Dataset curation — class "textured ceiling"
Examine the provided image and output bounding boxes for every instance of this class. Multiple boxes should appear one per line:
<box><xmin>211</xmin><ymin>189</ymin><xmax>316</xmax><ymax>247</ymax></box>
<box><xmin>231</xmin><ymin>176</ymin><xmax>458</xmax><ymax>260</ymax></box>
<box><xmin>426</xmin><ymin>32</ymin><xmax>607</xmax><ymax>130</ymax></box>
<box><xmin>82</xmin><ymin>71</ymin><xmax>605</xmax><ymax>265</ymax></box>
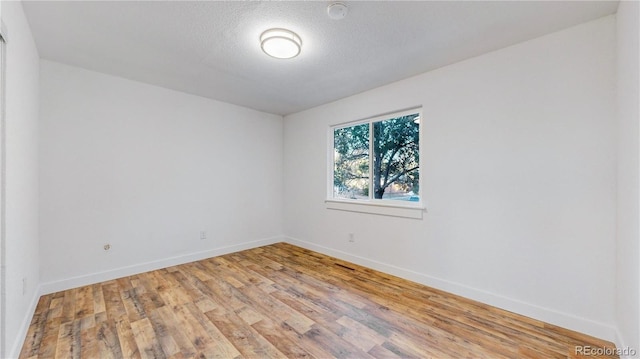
<box><xmin>22</xmin><ymin>1</ymin><xmax>618</xmax><ymax>116</ymax></box>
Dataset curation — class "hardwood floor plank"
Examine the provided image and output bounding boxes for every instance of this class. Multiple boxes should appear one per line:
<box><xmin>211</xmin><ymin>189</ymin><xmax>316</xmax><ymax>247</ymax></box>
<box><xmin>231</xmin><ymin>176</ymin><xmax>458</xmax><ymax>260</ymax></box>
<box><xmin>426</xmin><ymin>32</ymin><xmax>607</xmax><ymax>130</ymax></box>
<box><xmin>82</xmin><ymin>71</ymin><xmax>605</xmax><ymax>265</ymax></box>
<box><xmin>367</xmin><ymin>344</ymin><xmax>403</xmax><ymax>359</ymax></box>
<box><xmin>21</xmin><ymin>296</ymin><xmax>52</xmax><ymax>357</ymax></box>
<box><xmin>237</xmin><ymin>282</ymin><xmax>315</xmax><ymax>335</ymax></box>
<box><xmin>60</xmin><ymin>289</ymin><xmax>77</xmax><ymax>324</ymax></box>
<box><xmin>36</xmin><ymin>318</ymin><xmax>62</xmax><ymax>358</ymax></box>
<box><xmin>120</xmin><ymin>286</ymin><xmax>147</xmax><ymax>323</ymax></box>
<box><xmin>53</xmin><ymin>320</ymin><xmax>81</xmax><ymax>359</ymax></box>
<box><xmin>102</xmin><ymin>283</ymin><xmax>127</xmax><ymax>321</ymax></box>
<box><xmin>130</xmin><ymin>317</ymin><xmax>166</xmax><ymax>359</ymax></box>
<box><xmin>80</xmin><ymin>324</ymin><xmax>98</xmax><ymax>358</ymax></box>
<box><xmin>75</xmin><ymin>285</ymin><xmax>94</xmax><ymax>319</ymax></box>
<box><xmin>336</xmin><ymin>315</ymin><xmax>386</xmax><ymax>352</ymax></box>
<box><xmin>146</xmin><ymin>308</ymin><xmax>184</xmax><ymax>357</ymax></box>
<box><xmin>204</xmin><ymin>308</ymin><xmax>286</xmax><ymax>358</ymax></box>
<box><xmin>152</xmin><ymin>269</ymin><xmax>192</xmax><ymax>308</ymax></box>
<box><xmin>92</xmin><ymin>284</ymin><xmax>106</xmax><ymax>316</ymax></box>
<box><xmin>96</xmin><ymin>320</ymin><xmax>123</xmax><ymax>359</ymax></box>
<box><xmin>302</xmin><ymin>323</ymin><xmax>375</xmax><ymax>359</ymax></box>
<box><xmin>114</xmin><ymin>317</ymin><xmax>142</xmax><ymax>359</ymax></box>
<box><xmin>183</xmin><ymin>301</ymin><xmax>243</xmax><ymax>359</ymax></box>
<box><xmin>19</xmin><ymin>243</ymin><xmax>619</xmax><ymax>359</ymax></box>
<box><xmin>250</xmin><ymin>319</ymin><xmax>314</xmax><ymax>359</ymax></box>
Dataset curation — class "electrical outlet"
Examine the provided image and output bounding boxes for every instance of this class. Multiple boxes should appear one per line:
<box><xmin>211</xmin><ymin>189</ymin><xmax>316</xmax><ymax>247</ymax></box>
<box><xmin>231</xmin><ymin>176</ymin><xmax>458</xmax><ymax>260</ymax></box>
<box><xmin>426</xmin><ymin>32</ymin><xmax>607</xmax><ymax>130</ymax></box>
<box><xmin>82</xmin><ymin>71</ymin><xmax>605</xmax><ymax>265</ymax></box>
<box><xmin>348</xmin><ymin>233</ymin><xmax>355</xmax><ymax>243</ymax></box>
<box><xmin>200</xmin><ymin>231</ymin><xmax>207</xmax><ymax>240</ymax></box>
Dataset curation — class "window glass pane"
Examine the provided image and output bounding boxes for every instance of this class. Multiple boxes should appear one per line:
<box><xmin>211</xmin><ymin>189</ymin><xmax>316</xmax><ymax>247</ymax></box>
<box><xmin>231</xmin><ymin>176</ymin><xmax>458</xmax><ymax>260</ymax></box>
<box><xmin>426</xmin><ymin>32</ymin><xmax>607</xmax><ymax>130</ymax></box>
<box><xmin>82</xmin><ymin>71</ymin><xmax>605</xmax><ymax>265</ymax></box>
<box><xmin>333</xmin><ymin>123</ymin><xmax>370</xmax><ymax>200</ymax></box>
<box><xmin>372</xmin><ymin>113</ymin><xmax>420</xmax><ymax>201</ymax></box>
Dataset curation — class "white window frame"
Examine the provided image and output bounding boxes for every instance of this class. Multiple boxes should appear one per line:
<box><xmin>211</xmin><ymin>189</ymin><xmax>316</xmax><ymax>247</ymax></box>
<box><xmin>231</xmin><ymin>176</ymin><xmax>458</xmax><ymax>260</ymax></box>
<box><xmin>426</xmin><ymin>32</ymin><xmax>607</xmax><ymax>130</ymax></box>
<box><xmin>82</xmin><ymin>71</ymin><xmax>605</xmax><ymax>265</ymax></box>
<box><xmin>0</xmin><ymin>22</ymin><xmax>7</xmax><ymax>359</ymax></box>
<box><xmin>326</xmin><ymin>107</ymin><xmax>425</xmax><ymax>219</ymax></box>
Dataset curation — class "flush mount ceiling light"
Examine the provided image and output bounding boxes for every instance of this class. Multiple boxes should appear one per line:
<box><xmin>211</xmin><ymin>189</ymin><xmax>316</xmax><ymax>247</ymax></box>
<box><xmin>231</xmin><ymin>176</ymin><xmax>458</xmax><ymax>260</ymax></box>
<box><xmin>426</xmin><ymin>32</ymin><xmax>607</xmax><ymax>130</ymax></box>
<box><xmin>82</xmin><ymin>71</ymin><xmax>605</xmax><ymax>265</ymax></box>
<box><xmin>260</xmin><ymin>28</ymin><xmax>302</xmax><ymax>59</ymax></box>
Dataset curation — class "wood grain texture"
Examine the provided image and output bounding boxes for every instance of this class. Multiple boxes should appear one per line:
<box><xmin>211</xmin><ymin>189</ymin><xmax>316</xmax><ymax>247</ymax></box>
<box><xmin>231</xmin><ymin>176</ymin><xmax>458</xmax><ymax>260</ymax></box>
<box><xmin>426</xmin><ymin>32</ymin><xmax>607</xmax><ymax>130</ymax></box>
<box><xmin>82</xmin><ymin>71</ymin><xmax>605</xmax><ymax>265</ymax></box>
<box><xmin>19</xmin><ymin>243</ymin><xmax>618</xmax><ymax>358</ymax></box>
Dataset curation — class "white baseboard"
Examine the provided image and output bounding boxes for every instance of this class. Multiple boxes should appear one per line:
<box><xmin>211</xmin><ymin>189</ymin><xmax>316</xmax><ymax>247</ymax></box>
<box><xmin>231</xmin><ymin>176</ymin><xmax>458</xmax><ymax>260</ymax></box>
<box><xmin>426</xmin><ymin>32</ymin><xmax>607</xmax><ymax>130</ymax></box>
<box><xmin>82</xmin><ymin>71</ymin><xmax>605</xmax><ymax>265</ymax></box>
<box><xmin>284</xmin><ymin>236</ymin><xmax>619</xmax><ymax>343</ymax></box>
<box><xmin>40</xmin><ymin>236</ymin><xmax>283</xmax><ymax>295</ymax></box>
<box><xmin>614</xmin><ymin>328</ymin><xmax>640</xmax><ymax>359</ymax></box>
<box><xmin>9</xmin><ymin>285</ymin><xmax>42</xmax><ymax>359</ymax></box>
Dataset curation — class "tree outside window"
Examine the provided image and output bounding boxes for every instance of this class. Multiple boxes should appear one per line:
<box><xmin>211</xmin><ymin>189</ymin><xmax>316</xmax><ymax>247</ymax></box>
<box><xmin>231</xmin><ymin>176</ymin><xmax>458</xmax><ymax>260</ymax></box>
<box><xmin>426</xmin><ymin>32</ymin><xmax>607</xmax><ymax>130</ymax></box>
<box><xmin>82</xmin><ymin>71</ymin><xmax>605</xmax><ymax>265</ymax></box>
<box><xmin>332</xmin><ymin>110</ymin><xmax>420</xmax><ymax>202</ymax></box>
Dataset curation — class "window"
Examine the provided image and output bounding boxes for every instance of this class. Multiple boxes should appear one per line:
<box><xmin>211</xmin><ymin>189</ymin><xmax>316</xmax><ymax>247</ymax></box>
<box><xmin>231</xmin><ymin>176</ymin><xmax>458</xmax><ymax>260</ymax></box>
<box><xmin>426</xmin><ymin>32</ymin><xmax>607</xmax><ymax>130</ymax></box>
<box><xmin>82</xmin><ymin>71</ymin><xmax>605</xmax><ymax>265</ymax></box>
<box><xmin>327</xmin><ymin>108</ymin><xmax>424</xmax><ymax>218</ymax></box>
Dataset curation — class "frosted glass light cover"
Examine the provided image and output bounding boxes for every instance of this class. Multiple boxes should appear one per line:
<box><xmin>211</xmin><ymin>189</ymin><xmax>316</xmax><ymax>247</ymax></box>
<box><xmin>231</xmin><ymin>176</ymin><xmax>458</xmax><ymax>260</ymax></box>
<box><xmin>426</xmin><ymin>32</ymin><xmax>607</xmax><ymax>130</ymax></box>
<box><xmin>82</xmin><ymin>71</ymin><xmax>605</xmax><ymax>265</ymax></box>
<box><xmin>260</xmin><ymin>28</ymin><xmax>302</xmax><ymax>59</ymax></box>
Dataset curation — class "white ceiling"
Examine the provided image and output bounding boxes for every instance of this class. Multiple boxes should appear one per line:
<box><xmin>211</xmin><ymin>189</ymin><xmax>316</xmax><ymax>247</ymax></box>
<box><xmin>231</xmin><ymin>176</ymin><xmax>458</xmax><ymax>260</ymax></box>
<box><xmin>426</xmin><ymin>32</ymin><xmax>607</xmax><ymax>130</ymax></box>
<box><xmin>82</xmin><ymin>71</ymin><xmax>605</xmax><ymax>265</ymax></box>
<box><xmin>22</xmin><ymin>1</ymin><xmax>618</xmax><ymax>116</ymax></box>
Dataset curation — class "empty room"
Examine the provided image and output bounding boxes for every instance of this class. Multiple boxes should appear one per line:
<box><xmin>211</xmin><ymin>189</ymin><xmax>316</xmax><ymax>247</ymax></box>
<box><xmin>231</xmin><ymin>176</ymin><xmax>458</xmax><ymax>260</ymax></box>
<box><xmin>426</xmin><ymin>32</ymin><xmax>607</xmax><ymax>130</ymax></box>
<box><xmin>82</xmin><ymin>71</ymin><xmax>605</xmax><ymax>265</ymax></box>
<box><xmin>1</xmin><ymin>0</ymin><xmax>639</xmax><ymax>358</ymax></box>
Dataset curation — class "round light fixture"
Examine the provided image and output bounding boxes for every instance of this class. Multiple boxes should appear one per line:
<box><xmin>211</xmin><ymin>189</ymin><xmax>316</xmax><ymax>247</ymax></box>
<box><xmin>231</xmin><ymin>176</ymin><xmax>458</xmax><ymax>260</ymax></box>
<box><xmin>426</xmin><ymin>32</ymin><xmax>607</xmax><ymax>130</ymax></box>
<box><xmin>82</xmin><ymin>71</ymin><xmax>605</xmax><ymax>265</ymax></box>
<box><xmin>260</xmin><ymin>28</ymin><xmax>302</xmax><ymax>59</ymax></box>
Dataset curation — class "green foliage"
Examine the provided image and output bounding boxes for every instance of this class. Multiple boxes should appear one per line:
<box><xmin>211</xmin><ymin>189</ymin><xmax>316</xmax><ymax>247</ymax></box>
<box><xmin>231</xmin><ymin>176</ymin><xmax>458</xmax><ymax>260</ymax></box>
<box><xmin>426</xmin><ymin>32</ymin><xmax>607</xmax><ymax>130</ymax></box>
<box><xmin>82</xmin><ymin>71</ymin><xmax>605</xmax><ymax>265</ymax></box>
<box><xmin>333</xmin><ymin>123</ymin><xmax>369</xmax><ymax>198</ymax></box>
<box><xmin>333</xmin><ymin>114</ymin><xmax>419</xmax><ymax>200</ymax></box>
<box><xmin>372</xmin><ymin>114</ymin><xmax>420</xmax><ymax>198</ymax></box>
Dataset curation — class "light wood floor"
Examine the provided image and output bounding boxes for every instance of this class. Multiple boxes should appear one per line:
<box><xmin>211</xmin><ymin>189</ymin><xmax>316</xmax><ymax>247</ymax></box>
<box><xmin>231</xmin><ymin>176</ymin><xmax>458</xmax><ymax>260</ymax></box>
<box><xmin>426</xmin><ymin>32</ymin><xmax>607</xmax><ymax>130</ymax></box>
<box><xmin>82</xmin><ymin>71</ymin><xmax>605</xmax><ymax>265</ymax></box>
<box><xmin>20</xmin><ymin>242</ymin><xmax>617</xmax><ymax>359</ymax></box>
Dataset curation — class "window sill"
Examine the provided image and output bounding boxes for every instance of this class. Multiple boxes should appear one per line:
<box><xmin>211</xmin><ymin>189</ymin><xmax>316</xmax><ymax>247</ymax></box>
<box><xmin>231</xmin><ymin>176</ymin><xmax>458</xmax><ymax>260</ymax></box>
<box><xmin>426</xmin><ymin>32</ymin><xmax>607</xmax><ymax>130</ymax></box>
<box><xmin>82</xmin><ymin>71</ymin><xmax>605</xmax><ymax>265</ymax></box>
<box><xmin>325</xmin><ymin>199</ymin><xmax>425</xmax><ymax>219</ymax></box>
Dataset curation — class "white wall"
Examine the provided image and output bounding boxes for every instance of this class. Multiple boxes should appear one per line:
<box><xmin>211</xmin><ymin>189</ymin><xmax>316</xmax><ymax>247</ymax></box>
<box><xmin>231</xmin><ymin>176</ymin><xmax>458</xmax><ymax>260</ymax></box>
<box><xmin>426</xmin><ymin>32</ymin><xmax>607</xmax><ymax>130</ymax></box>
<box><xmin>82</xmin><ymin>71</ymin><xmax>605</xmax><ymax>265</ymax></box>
<box><xmin>6</xmin><ymin>4</ymin><xmax>631</xmax><ymax>355</ymax></box>
<box><xmin>284</xmin><ymin>16</ymin><xmax>617</xmax><ymax>340</ymax></box>
<box><xmin>39</xmin><ymin>60</ymin><xmax>283</xmax><ymax>290</ymax></box>
<box><xmin>616</xmin><ymin>0</ymin><xmax>640</xmax><ymax>355</ymax></box>
<box><xmin>1</xmin><ymin>1</ymin><xmax>40</xmax><ymax>358</ymax></box>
